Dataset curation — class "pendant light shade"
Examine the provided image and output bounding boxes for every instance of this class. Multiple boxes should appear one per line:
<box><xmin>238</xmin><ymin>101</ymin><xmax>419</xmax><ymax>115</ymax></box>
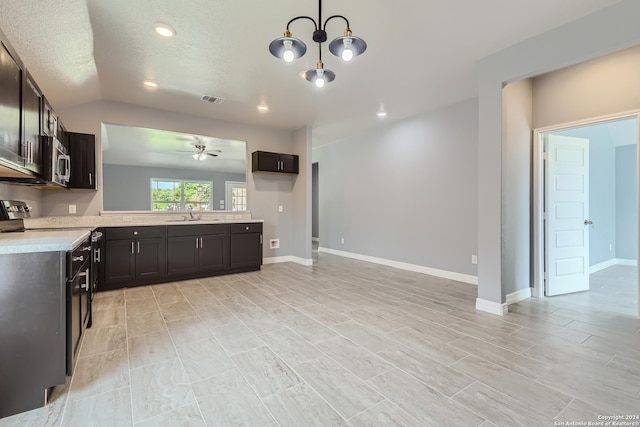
<box><xmin>328</xmin><ymin>34</ymin><xmax>367</xmax><ymax>62</ymax></box>
<box><xmin>268</xmin><ymin>34</ymin><xmax>307</xmax><ymax>63</ymax></box>
<box><xmin>303</xmin><ymin>62</ymin><xmax>335</xmax><ymax>88</ymax></box>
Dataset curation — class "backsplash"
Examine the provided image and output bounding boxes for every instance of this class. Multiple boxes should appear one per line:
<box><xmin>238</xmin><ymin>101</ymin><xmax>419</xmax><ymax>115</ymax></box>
<box><xmin>0</xmin><ymin>183</ymin><xmax>42</xmax><ymax>217</ymax></box>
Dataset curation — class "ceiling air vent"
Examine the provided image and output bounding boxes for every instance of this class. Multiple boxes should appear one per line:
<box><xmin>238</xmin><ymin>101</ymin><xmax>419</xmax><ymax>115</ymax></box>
<box><xmin>201</xmin><ymin>95</ymin><xmax>225</xmax><ymax>104</ymax></box>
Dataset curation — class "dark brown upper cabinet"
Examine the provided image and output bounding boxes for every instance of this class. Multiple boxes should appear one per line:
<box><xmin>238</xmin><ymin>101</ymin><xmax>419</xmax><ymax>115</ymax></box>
<box><xmin>22</xmin><ymin>72</ymin><xmax>42</xmax><ymax>175</ymax></box>
<box><xmin>252</xmin><ymin>151</ymin><xmax>299</xmax><ymax>175</ymax></box>
<box><xmin>67</xmin><ymin>132</ymin><xmax>96</xmax><ymax>189</ymax></box>
<box><xmin>0</xmin><ymin>40</ymin><xmax>24</xmax><ymax>169</ymax></box>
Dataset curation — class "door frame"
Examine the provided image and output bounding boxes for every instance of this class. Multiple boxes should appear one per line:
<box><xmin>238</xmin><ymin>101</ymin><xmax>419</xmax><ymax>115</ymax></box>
<box><xmin>532</xmin><ymin>110</ymin><xmax>640</xmax><ymax>318</ymax></box>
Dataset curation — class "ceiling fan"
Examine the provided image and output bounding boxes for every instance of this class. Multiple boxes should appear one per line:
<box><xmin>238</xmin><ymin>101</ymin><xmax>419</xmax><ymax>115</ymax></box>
<box><xmin>177</xmin><ymin>144</ymin><xmax>222</xmax><ymax>160</ymax></box>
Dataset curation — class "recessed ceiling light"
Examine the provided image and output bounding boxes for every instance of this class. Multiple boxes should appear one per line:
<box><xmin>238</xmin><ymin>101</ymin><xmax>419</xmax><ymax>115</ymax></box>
<box><xmin>257</xmin><ymin>104</ymin><xmax>269</xmax><ymax>112</ymax></box>
<box><xmin>154</xmin><ymin>23</ymin><xmax>176</xmax><ymax>37</ymax></box>
<box><xmin>377</xmin><ymin>111</ymin><xmax>387</xmax><ymax>117</ymax></box>
<box><xmin>143</xmin><ymin>80</ymin><xmax>158</xmax><ymax>89</ymax></box>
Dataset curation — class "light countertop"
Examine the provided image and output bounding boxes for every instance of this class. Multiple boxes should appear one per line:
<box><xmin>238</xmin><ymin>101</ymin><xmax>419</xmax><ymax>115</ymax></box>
<box><xmin>24</xmin><ymin>215</ymin><xmax>263</xmax><ymax>230</ymax></box>
<box><xmin>0</xmin><ymin>229</ymin><xmax>92</xmax><ymax>255</ymax></box>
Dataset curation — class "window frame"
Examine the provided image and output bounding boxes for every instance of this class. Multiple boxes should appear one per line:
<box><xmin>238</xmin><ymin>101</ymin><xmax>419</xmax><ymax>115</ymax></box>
<box><xmin>150</xmin><ymin>178</ymin><xmax>214</xmax><ymax>211</ymax></box>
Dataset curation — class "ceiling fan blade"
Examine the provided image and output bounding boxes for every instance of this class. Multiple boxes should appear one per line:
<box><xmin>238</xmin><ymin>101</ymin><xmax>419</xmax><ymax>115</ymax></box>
<box><xmin>207</xmin><ymin>153</ymin><xmax>218</xmax><ymax>157</ymax></box>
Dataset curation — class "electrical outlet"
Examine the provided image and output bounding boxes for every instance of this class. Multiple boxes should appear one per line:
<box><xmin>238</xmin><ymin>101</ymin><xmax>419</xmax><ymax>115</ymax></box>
<box><xmin>278</xmin><ymin>205</ymin><xmax>283</xmax><ymax>213</ymax></box>
<box><xmin>609</xmin><ymin>243</ymin><xmax>613</xmax><ymax>252</ymax></box>
<box><xmin>68</xmin><ymin>204</ymin><xmax>76</xmax><ymax>214</ymax></box>
<box><xmin>471</xmin><ymin>255</ymin><xmax>478</xmax><ymax>265</ymax></box>
<box><xmin>341</xmin><ymin>237</ymin><xmax>345</xmax><ymax>244</ymax></box>
<box><xmin>270</xmin><ymin>239</ymin><xmax>280</xmax><ymax>249</ymax></box>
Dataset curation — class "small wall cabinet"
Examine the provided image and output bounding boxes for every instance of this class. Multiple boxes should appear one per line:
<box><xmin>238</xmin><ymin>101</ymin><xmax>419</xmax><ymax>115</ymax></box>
<box><xmin>252</xmin><ymin>151</ymin><xmax>299</xmax><ymax>174</ymax></box>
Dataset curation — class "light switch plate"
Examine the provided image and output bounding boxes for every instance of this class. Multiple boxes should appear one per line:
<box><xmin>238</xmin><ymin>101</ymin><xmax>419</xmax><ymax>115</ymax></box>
<box><xmin>68</xmin><ymin>204</ymin><xmax>76</xmax><ymax>214</ymax></box>
<box><xmin>278</xmin><ymin>205</ymin><xmax>283</xmax><ymax>212</ymax></box>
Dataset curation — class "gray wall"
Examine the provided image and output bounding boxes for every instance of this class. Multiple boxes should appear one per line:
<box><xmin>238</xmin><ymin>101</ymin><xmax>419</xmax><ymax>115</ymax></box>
<box><xmin>501</xmin><ymin>79</ymin><xmax>533</xmax><ymax>296</ymax></box>
<box><xmin>312</xmin><ymin>162</ymin><xmax>319</xmax><ymax>239</ymax></box>
<box><xmin>478</xmin><ymin>0</ymin><xmax>640</xmax><ymax>306</ymax></box>
<box><xmin>554</xmin><ymin>125</ymin><xmax>616</xmax><ymax>267</ymax></box>
<box><xmin>313</xmin><ymin>98</ymin><xmax>478</xmax><ymax>276</ymax></box>
<box><xmin>616</xmin><ymin>144</ymin><xmax>638</xmax><ymax>260</ymax></box>
<box><xmin>102</xmin><ymin>163</ymin><xmax>245</xmax><ymax>211</ymax></box>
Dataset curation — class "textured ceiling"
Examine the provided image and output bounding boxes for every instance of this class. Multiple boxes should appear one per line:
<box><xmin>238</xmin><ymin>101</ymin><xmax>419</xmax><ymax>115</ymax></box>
<box><xmin>0</xmin><ymin>0</ymin><xmax>623</xmax><ymax>145</ymax></box>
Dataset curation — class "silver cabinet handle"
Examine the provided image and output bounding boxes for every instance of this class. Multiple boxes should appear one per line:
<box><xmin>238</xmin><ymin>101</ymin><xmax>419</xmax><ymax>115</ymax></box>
<box><xmin>137</xmin><ymin>241</ymin><xmax>140</xmax><ymax>253</ymax></box>
<box><xmin>72</xmin><ymin>256</ymin><xmax>84</xmax><ymax>262</ymax></box>
<box><xmin>200</xmin><ymin>237</ymin><xmax>203</xmax><ymax>248</ymax></box>
<box><xmin>131</xmin><ymin>242</ymin><xmax>134</xmax><ymax>254</ymax></box>
<box><xmin>196</xmin><ymin>238</ymin><xmax>199</xmax><ymax>249</ymax></box>
<box><xmin>94</xmin><ymin>248</ymin><xmax>101</xmax><ymax>262</ymax></box>
<box><xmin>584</xmin><ymin>220</ymin><xmax>593</xmax><ymax>225</ymax></box>
<box><xmin>260</xmin><ymin>234</ymin><xmax>263</xmax><ymax>244</ymax></box>
<box><xmin>133</xmin><ymin>231</ymin><xmax>138</xmax><ymax>235</ymax></box>
<box><xmin>89</xmin><ymin>172</ymin><xmax>92</xmax><ymax>186</ymax></box>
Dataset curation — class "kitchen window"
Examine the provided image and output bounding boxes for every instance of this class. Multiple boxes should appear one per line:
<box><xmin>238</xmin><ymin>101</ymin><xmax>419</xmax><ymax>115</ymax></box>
<box><xmin>151</xmin><ymin>178</ymin><xmax>213</xmax><ymax>211</ymax></box>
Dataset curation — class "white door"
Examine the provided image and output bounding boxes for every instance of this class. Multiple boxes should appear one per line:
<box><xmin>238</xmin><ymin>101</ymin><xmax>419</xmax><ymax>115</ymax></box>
<box><xmin>545</xmin><ymin>135</ymin><xmax>590</xmax><ymax>296</ymax></box>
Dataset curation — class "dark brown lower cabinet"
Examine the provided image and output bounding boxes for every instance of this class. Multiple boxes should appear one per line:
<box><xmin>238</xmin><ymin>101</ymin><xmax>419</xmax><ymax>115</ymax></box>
<box><xmin>104</xmin><ymin>237</ymin><xmax>166</xmax><ymax>287</ymax></box>
<box><xmin>167</xmin><ymin>224</ymin><xmax>229</xmax><ymax>275</ymax></box>
<box><xmin>230</xmin><ymin>223</ymin><xmax>263</xmax><ymax>268</ymax></box>
<box><xmin>100</xmin><ymin>223</ymin><xmax>261</xmax><ymax>291</ymax></box>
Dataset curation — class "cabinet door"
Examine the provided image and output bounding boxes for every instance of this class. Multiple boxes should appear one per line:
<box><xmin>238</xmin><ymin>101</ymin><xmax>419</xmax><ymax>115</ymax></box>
<box><xmin>104</xmin><ymin>240</ymin><xmax>135</xmax><ymax>284</ymax></box>
<box><xmin>253</xmin><ymin>151</ymin><xmax>280</xmax><ymax>172</ymax></box>
<box><xmin>279</xmin><ymin>154</ymin><xmax>298</xmax><ymax>174</ymax></box>
<box><xmin>136</xmin><ymin>237</ymin><xmax>166</xmax><ymax>279</ymax></box>
<box><xmin>230</xmin><ymin>233</ymin><xmax>262</xmax><ymax>269</ymax></box>
<box><xmin>199</xmin><ymin>234</ymin><xmax>230</xmax><ymax>273</ymax></box>
<box><xmin>0</xmin><ymin>43</ymin><xmax>23</xmax><ymax>165</ymax></box>
<box><xmin>68</xmin><ymin>132</ymin><xmax>96</xmax><ymax>189</ymax></box>
<box><xmin>167</xmin><ymin>236</ymin><xmax>199</xmax><ymax>275</ymax></box>
<box><xmin>22</xmin><ymin>74</ymin><xmax>41</xmax><ymax>174</ymax></box>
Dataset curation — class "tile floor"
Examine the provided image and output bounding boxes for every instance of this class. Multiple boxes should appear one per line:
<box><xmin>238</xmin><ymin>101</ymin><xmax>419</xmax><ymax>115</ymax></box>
<box><xmin>1</xmin><ymin>256</ymin><xmax>639</xmax><ymax>426</ymax></box>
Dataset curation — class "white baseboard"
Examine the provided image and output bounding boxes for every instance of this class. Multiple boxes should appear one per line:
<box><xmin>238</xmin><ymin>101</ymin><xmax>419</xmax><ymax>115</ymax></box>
<box><xmin>505</xmin><ymin>287</ymin><xmax>532</xmax><ymax>305</ymax></box>
<box><xmin>318</xmin><ymin>247</ymin><xmax>478</xmax><ymax>285</ymax></box>
<box><xmin>475</xmin><ymin>298</ymin><xmax>508</xmax><ymax>316</ymax></box>
<box><xmin>616</xmin><ymin>258</ymin><xmax>637</xmax><ymax>267</ymax></box>
<box><xmin>263</xmin><ymin>256</ymin><xmax>313</xmax><ymax>266</ymax></box>
<box><xmin>590</xmin><ymin>258</ymin><xmax>637</xmax><ymax>273</ymax></box>
<box><xmin>589</xmin><ymin>258</ymin><xmax>617</xmax><ymax>274</ymax></box>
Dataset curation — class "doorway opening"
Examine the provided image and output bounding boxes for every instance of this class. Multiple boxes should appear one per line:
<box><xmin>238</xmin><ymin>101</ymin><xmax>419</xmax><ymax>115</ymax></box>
<box><xmin>533</xmin><ymin>113</ymin><xmax>639</xmax><ymax>318</ymax></box>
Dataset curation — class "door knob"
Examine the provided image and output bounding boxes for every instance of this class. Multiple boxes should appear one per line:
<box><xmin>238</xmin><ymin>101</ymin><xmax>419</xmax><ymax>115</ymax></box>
<box><xmin>584</xmin><ymin>220</ymin><xmax>593</xmax><ymax>225</ymax></box>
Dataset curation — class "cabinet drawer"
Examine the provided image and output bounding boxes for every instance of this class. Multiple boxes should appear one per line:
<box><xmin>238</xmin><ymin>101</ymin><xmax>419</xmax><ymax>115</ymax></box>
<box><xmin>105</xmin><ymin>226</ymin><xmax>166</xmax><ymax>240</ymax></box>
<box><xmin>230</xmin><ymin>223</ymin><xmax>263</xmax><ymax>234</ymax></box>
<box><xmin>167</xmin><ymin>224</ymin><xmax>230</xmax><ymax>237</ymax></box>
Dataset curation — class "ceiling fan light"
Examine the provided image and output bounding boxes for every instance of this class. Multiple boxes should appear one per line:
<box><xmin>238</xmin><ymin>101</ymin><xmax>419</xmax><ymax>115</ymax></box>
<box><xmin>192</xmin><ymin>153</ymin><xmax>199</xmax><ymax>160</ymax></box>
<box><xmin>268</xmin><ymin>36</ymin><xmax>307</xmax><ymax>62</ymax></box>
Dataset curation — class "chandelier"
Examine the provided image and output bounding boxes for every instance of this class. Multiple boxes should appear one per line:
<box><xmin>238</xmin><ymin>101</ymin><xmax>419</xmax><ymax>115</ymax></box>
<box><xmin>268</xmin><ymin>0</ymin><xmax>367</xmax><ymax>88</ymax></box>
